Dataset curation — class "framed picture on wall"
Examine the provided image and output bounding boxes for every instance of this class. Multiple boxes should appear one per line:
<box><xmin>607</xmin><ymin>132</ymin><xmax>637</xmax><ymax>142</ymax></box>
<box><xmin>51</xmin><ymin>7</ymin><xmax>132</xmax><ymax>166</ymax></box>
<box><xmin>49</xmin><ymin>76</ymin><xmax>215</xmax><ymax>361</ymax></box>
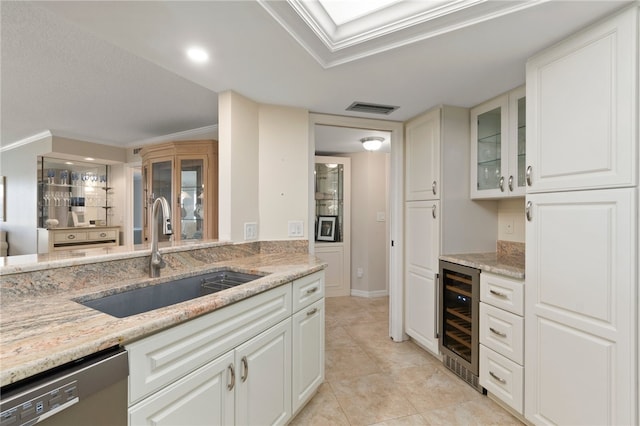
<box><xmin>316</xmin><ymin>215</ymin><xmax>338</xmax><ymax>242</ymax></box>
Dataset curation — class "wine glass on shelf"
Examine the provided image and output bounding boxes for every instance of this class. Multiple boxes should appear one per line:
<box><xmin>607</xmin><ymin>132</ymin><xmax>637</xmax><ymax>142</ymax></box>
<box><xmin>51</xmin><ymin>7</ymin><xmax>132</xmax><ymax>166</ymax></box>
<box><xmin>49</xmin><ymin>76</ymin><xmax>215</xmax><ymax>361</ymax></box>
<box><xmin>47</xmin><ymin>169</ymin><xmax>55</xmax><ymax>184</ymax></box>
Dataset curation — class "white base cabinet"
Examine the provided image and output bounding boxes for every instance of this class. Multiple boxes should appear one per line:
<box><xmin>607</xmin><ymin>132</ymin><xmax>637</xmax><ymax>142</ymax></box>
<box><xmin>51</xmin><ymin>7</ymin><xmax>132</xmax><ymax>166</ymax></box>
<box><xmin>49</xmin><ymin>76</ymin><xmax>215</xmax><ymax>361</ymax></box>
<box><xmin>127</xmin><ymin>271</ymin><xmax>324</xmax><ymax>426</ymax></box>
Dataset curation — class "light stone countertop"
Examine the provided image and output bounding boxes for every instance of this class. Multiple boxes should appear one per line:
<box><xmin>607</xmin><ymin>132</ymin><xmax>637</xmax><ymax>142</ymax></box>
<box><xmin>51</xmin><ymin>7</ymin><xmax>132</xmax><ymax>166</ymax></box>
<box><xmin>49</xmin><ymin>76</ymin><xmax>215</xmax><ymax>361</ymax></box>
<box><xmin>0</xmin><ymin>243</ymin><xmax>325</xmax><ymax>387</ymax></box>
<box><xmin>439</xmin><ymin>252</ymin><xmax>525</xmax><ymax>279</ymax></box>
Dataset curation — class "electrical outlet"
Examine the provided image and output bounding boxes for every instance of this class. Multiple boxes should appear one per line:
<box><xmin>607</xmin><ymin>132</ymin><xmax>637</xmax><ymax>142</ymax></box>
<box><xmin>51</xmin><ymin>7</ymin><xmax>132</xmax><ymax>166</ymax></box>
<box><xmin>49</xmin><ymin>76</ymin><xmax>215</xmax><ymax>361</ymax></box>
<box><xmin>288</xmin><ymin>220</ymin><xmax>304</xmax><ymax>237</ymax></box>
<box><xmin>244</xmin><ymin>222</ymin><xmax>257</xmax><ymax>240</ymax></box>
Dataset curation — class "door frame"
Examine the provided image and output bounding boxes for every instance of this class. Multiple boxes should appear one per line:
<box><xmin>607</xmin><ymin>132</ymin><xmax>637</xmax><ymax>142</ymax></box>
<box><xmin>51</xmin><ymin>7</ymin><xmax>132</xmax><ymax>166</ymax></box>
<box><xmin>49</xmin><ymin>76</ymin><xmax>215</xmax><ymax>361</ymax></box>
<box><xmin>308</xmin><ymin>113</ymin><xmax>405</xmax><ymax>342</ymax></box>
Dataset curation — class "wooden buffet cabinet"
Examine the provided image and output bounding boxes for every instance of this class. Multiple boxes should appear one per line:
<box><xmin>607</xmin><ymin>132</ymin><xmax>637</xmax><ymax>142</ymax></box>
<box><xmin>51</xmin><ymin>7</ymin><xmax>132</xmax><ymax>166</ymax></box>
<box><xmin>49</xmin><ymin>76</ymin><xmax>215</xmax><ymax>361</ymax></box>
<box><xmin>140</xmin><ymin>140</ymin><xmax>218</xmax><ymax>242</ymax></box>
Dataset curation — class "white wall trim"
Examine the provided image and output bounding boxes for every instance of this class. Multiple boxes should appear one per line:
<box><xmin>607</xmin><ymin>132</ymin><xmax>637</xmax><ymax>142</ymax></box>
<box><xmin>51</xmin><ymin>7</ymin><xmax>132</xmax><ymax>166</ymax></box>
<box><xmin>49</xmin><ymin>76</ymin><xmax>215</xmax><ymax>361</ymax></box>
<box><xmin>0</xmin><ymin>130</ymin><xmax>52</xmax><ymax>152</ymax></box>
<box><xmin>308</xmin><ymin>113</ymin><xmax>404</xmax><ymax>341</ymax></box>
<box><xmin>350</xmin><ymin>289</ymin><xmax>389</xmax><ymax>298</ymax></box>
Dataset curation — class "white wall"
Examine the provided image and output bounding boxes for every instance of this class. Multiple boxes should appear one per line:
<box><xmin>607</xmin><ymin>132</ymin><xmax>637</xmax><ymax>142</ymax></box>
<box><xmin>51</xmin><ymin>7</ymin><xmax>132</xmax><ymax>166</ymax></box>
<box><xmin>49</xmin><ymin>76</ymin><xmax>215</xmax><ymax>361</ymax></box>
<box><xmin>345</xmin><ymin>151</ymin><xmax>390</xmax><ymax>296</ymax></box>
<box><xmin>259</xmin><ymin>105</ymin><xmax>309</xmax><ymax>240</ymax></box>
<box><xmin>0</xmin><ymin>134</ymin><xmax>53</xmax><ymax>255</ymax></box>
<box><xmin>218</xmin><ymin>91</ymin><xmax>309</xmax><ymax>242</ymax></box>
<box><xmin>497</xmin><ymin>198</ymin><xmax>525</xmax><ymax>242</ymax></box>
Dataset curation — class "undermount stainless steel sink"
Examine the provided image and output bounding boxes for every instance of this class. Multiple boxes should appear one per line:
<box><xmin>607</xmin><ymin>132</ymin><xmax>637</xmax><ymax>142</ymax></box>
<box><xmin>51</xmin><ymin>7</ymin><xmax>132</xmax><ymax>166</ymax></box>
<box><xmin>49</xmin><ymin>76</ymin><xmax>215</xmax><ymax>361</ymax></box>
<box><xmin>77</xmin><ymin>270</ymin><xmax>265</xmax><ymax>318</ymax></box>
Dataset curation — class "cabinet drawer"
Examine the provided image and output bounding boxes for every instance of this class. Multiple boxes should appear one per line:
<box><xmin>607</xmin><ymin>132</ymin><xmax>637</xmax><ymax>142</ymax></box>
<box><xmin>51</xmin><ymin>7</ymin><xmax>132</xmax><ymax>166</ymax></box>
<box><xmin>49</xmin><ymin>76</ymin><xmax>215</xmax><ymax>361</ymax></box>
<box><xmin>480</xmin><ymin>272</ymin><xmax>524</xmax><ymax>315</ymax></box>
<box><xmin>292</xmin><ymin>271</ymin><xmax>324</xmax><ymax>312</ymax></box>
<box><xmin>53</xmin><ymin>231</ymin><xmax>87</xmax><ymax>243</ymax></box>
<box><xmin>480</xmin><ymin>303</ymin><xmax>523</xmax><ymax>364</ymax></box>
<box><xmin>88</xmin><ymin>229</ymin><xmax>117</xmax><ymax>240</ymax></box>
<box><xmin>127</xmin><ymin>283</ymin><xmax>292</xmax><ymax>405</ymax></box>
<box><xmin>479</xmin><ymin>345</ymin><xmax>523</xmax><ymax>414</ymax></box>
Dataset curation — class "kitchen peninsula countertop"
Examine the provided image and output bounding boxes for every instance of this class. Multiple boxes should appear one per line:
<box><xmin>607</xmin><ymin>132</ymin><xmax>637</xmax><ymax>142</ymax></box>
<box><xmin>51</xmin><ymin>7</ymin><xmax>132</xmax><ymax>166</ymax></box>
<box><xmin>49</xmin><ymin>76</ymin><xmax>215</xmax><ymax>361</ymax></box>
<box><xmin>0</xmin><ymin>241</ymin><xmax>325</xmax><ymax>387</ymax></box>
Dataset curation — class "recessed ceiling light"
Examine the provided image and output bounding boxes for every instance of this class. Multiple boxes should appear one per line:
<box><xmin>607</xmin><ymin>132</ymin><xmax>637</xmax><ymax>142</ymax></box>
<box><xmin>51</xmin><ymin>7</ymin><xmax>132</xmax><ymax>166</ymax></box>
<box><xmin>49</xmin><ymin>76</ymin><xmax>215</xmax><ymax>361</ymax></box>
<box><xmin>84</xmin><ymin>157</ymin><xmax>94</xmax><ymax>161</ymax></box>
<box><xmin>186</xmin><ymin>47</ymin><xmax>209</xmax><ymax>63</ymax></box>
<box><xmin>65</xmin><ymin>161</ymin><xmax>74</xmax><ymax>165</ymax></box>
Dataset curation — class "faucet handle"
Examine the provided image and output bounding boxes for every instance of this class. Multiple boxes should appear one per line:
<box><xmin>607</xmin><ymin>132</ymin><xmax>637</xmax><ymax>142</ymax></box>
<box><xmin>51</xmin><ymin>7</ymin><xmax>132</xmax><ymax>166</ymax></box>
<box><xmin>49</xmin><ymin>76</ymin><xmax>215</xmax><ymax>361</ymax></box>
<box><xmin>164</xmin><ymin>218</ymin><xmax>172</xmax><ymax>235</ymax></box>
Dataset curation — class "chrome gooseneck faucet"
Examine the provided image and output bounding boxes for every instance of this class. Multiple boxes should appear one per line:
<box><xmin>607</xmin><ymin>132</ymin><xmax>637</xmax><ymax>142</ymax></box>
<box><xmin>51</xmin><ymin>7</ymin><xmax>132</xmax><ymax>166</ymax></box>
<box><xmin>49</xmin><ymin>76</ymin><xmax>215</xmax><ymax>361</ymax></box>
<box><xmin>149</xmin><ymin>196</ymin><xmax>172</xmax><ymax>278</ymax></box>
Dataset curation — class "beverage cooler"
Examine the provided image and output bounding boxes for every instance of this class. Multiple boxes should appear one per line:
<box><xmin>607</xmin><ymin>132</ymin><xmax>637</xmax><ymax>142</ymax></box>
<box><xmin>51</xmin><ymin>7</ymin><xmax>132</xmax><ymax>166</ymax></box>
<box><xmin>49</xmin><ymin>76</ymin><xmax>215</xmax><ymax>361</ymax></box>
<box><xmin>439</xmin><ymin>260</ymin><xmax>483</xmax><ymax>392</ymax></box>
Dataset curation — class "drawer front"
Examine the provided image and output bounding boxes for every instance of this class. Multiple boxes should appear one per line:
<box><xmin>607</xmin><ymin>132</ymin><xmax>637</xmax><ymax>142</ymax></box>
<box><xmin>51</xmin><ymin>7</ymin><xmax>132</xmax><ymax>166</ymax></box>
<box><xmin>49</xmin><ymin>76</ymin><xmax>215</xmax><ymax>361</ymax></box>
<box><xmin>292</xmin><ymin>271</ymin><xmax>324</xmax><ymax>312</ymax></box>
<box><xmin>53</xmin><ymin>231</ymin><xmax>87</xmax><ymax>243</ymax></box>
<box><xmin>480</xmin><ymin>303</ymin><xmax>524</xmax><ymax>364</ymax></box>
<box><xmin>127</xmin><ymin>283</ymin><xmax>292</xmax><ymax>405</ymax></box>
<box><xmin>480</xmin><ymin>345</ymin><xmax>524</xmax><ymax>413</ymax></box>
<box><xmin>480</xmin><ymin>272</ymin><xmax>524</xmax><ymax>315</ymax></box>
<box><xmin>88</xmin><ymin>229</ymin><xmax>118</xmax><ymax>240</ymax></box>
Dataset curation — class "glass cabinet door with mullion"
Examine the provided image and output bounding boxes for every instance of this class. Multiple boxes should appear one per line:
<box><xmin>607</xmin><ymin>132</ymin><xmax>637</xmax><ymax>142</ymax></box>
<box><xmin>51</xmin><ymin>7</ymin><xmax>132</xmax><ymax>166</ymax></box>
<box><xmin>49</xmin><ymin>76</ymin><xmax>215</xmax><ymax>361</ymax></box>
<box><xmin>508</xmin><ymin>86</ymin><xmax>526</xmax><ymax>196</ymax></box>
<box><xmin>471</xmin><ymin>94</ymin><xmax>509</xmax><ymax>199</ymax></box>
<box><xmin>143</xmin><ymin>157</ymin><xmax>174</xmax><ymax>243</ymax></box>
<box><xmin>178</xmin><ymin>156</ymin><xmax>206</xmax><ymax>241</ymax></box>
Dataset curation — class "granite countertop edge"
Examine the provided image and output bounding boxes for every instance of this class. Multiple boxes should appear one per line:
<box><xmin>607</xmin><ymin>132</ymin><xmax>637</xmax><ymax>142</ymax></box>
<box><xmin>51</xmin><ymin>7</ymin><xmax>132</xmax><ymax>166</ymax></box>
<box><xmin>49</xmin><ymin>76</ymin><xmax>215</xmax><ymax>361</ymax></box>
<box><xmin>0</xmin><ymin>253</ymin><xmax>326</xmax><ymax>387</ymax></box>
<box><xmin>439</xmin><ymin>252</ymin><xmax>525</xmax><ymax>279</ymax></box>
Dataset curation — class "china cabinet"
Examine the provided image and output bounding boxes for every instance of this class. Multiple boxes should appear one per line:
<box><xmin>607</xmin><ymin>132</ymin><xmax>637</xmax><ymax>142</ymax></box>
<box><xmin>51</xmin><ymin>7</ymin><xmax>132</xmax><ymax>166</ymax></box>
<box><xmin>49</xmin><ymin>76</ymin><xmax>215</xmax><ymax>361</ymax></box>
<box><xmin>140</xmin><ymin>140</ymin><xmax>218</xmax><ymax>242</ymax></box>
<box><xmin>314</xmin><ymin>156</ymin><xmax>350</xmax><ymax>297</ymax></box>
<box><xmin>403</xmin><ymin>106</ymin><xmax>497</xmax><ymax>355</ymax></box>
<box><xmin>470</xmin><ymin>86</ymin><xmax>526</xmax><ymax>199</ymax></box>
<box><xmin>37</xmin><ymin>157</ymin><xmax>119</xmax><ymax>252</ymax></box>
<box><xmin>525</xmin><ymin>5</ymin><xmax>638</xmax><ymax>425</ymax></box>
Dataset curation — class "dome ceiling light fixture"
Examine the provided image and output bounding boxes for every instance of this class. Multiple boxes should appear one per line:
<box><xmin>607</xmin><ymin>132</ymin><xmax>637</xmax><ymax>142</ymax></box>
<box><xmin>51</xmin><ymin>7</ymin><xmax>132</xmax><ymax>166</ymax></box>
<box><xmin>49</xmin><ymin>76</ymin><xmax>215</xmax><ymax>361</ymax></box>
<box><xmin>360</xmin><ymin>136</ymin><xmax>384</xmax><ymax>151</ymax></box>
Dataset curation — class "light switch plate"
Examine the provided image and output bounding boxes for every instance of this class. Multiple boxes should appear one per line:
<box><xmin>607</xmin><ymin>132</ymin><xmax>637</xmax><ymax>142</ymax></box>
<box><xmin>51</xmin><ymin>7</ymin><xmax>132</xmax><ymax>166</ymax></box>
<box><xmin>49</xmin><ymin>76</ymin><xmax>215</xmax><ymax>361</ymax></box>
<box><xmin>288</xmin><ymin>220</ymin><xmax>304</xmax><ymax>237</ymax></box>
<box><xmin>244</xmin><ymin>222</ymin><xmax>258</xmax><ymax>240</ymax></box>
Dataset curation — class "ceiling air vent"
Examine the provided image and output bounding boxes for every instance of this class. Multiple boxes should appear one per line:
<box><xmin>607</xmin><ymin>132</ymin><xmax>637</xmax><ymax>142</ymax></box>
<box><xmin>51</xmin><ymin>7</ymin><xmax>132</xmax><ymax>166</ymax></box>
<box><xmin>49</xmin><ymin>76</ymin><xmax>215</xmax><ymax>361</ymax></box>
<box><xmin>346</xmin><ymin>101</ymin><xmax>399</xmax><ymax>115</ymax></box>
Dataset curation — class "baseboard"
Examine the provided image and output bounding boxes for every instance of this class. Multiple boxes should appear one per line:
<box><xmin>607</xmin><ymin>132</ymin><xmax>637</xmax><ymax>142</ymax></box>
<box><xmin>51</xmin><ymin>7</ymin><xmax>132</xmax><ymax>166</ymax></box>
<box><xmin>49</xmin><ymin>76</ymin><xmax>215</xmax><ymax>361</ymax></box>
<box><xmin>350</xmin><ymin>289</ymin><xmax>389</xmax><ymax>298</ymax></box>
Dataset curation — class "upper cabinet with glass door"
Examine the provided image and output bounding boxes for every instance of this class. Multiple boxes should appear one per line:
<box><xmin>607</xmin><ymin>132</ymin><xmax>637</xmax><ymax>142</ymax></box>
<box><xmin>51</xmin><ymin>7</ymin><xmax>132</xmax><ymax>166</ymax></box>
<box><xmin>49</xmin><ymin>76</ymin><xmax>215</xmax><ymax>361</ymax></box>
<box><xmin>140</xmin><ymin>140</ymin><xmax>218</xmax><ymax>243</ymax></box>
<box><xmin>470</xmin><ymin>86</ymin><xmax>526</xmax><ymax>199</ymax></box>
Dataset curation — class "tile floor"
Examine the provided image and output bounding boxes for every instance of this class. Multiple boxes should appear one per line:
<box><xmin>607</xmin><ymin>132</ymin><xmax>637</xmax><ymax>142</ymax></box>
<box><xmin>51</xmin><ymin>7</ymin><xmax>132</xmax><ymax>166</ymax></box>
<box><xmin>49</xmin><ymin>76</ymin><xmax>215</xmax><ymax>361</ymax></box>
<box><xmin>290</xmin><ymin>296</ymin><xmax>523</xmax><ymax>426</ymax></box>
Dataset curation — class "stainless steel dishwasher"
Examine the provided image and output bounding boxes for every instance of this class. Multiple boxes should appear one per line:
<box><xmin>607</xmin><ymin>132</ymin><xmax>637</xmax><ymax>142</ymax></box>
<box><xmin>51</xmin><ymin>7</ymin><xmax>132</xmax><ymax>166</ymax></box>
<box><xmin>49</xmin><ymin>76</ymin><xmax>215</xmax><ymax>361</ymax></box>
<box><xmin>0</xmin><ymin>346</ymin><xmax>128</xmax><ymax>426</ymax></box>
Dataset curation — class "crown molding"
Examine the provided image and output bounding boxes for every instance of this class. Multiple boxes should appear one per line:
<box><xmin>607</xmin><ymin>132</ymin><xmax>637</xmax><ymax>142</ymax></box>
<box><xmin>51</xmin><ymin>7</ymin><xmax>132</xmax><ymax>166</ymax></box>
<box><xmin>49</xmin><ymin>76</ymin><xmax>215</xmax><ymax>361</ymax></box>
<box><xmin>259</xmin><ymin>0</ymin><xmax>546</xmax><ymax>68</ymax></box>
<box><xmin>0</xmin><ymin>130</ymin><xmax>52</xmax><ymax>153</ymax></box>
<box><xmin>129</xmin><ymin>125</ymin><xmax>219</xmax><ymax>148</ymax></box>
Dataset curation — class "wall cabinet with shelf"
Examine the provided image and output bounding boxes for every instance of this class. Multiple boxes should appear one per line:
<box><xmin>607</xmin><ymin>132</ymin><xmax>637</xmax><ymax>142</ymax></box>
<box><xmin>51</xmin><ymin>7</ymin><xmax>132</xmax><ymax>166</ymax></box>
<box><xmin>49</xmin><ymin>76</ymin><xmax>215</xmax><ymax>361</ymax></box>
<box><xmin>140</xmin><ymin>140</ymin><xmax>218</xmax><ymax>242</ymax></box>
<box><xmin>470</xmin><ymin>86</ymin><xmax>526</xmax><ymax>199</ymax></box>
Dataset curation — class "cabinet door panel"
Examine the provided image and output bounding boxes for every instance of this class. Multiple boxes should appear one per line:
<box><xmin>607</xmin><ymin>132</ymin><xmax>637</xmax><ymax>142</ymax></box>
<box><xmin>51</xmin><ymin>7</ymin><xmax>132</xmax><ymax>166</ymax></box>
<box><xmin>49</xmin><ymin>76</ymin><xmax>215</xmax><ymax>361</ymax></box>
<box><xmin>292</xmin><ymin>299</ymin><xmax>324</xmax><ymax>413</ymax></box>
<box><xmin>129</xmin><ymin>351</ymin><xmax>234</xmax><ymax>426</ymax></box>
<box><xmin>525</xmin><ymin>188</ymin><xmax>636</xmax><ymax>425</ymax></box>
<box><xmin>235</xmin><ymin>319</ymin><xmax>292</xmax><ymax>426</ymax></box>
<box><xmin>404</xmin><ymin>200</ymin><xmax>440</xmax><ymax>354</ymax></box>
<box><xmin>526</xmin><ymin>8</ymin><xmax>637</xmax><ymax>192</ymax></box>
<box><xmin>405</xmin><ymin>109</ymin><xmax>440</xmax><ymax>201</ymax></box>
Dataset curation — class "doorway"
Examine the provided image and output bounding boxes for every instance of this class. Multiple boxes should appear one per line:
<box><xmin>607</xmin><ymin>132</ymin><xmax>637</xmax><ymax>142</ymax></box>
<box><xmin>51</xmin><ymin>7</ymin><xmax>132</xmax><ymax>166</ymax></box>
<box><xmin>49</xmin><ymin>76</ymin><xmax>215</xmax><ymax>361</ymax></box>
<box><xmin>309</xmin><ymin>114</ymin><xmax>404</xmax><ymax>342</ymax></box>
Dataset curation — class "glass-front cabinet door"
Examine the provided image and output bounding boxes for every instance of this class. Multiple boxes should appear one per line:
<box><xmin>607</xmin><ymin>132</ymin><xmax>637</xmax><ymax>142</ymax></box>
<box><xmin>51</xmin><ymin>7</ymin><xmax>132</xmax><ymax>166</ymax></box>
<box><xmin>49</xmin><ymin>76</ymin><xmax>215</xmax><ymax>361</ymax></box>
<box><xmin>140</xmin><ymin>140</ymin><xmax>217</xmax><ymax>243</ymax></box>
<box><xmin>315</xmin><ymin>162</ymin><xmax>344</xmax><ymax>242</ymax></box>
<box><xmin>470</xmin><ymin>86</ymin><xmax>525</xmax><ymax>199</ymax></box>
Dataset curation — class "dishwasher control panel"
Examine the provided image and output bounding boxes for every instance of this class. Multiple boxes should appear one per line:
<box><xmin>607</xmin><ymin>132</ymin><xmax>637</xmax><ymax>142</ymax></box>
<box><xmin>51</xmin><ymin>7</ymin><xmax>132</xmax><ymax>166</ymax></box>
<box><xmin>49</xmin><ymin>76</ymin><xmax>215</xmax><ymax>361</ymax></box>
<box><xmin>0</xmin><ymin>381</ymin><xmax>78</xmax><ymax>426</ymax></box>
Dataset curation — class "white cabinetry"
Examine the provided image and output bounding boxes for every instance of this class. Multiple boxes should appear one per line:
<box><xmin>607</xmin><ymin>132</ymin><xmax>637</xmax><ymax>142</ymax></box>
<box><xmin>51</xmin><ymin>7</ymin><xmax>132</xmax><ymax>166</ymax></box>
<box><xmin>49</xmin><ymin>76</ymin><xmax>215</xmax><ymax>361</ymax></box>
<box><xmin>403</xmin><ymin>106</ymin><xmax>497</xmax><ymax>354</ymax></box>
<box><xmin>479</xmin><ymin>272</ymin><xmax>525</xmax><ymax>415</ymax></box>
<box><xmin>471</xmin><ymin>86</ymin><xmax>526</xmax><ymax>199</ymax></box>
<box><xmin>127</xmin><ymin>271</ymin><xmax>325</xmax><ymax>426</ymax></box>
<box><xmin>525</xmin><ymin>6</ymin><xmax>638</xmax><ymax>425</ymax></box>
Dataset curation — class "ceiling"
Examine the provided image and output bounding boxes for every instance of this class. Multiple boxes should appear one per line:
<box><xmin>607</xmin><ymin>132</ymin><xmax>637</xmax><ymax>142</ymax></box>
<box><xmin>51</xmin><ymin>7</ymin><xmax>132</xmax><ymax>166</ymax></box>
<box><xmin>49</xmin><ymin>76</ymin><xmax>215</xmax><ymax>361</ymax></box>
<box><xmin>0</xmin><ymin>0</ymin><xmax>631</xmax><ymax>155</ymax></box>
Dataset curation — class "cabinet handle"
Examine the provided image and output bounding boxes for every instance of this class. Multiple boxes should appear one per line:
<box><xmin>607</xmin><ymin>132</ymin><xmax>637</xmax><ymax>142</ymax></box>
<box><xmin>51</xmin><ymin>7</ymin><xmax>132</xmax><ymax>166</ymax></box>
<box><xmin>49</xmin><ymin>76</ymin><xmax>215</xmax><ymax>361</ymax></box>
<box><xmin>490</xmin><ymin>371</ymin><xmax>507</xmax><ymax>384</ymax></box>
<box><xmin>525</xmin><ymin>201</ymin><xmax>533</xmax><ymax>222</ymax></box>
<box><xmin>526</xmin><ymin>166</ymin><xmax>532</xmax><ymax>186</ymax></box>
<box><xmin>306</xmin><ymin>287</ymin><xmax>318</xmax><ymax>295</ymax></box>
<box><xmin>227</xmin><ymin>364</ymin><xmax>235</xmax><ymax>390</ymax></box>
<box><xmin>241</xmin><ymin>356</ymin><xmax>248</xmax><ymax>382</ymax></box>
<box><xmin>499</xmin><ymin>176</ymin><xmax>505</xmax><ymax>192</ymax></box>
<box><xmin>490</xmin><ymin>327</ymin><xmax>507</xmax><ymax>337</ymax></box>
<box><xmin>306</xmin><ymin>307</ymin><xmax>318</xmax><ymax>316</ymax></box>
<box><xmin>67</xmin><ymin>234</ymin><xmax>76</xmax><ymax>240</ymax></box>
<box><xmin>508</xmin><ymin>176</ymin><xmax>514</xmax><ymax>192</ymax></box>
<box><xmin>432</xmin><ymin>180</ymin><xmax>437</xmax><ymax>195</ymax></box>
<box><xmin>489</xmin><ymin>289</ymin><xmax>507</xmax><ymax>298</ymax></box>
<box><xmin>432</xmin><ymin>205</ymin><xmax>437</xmax><ymax>219</ymax></box>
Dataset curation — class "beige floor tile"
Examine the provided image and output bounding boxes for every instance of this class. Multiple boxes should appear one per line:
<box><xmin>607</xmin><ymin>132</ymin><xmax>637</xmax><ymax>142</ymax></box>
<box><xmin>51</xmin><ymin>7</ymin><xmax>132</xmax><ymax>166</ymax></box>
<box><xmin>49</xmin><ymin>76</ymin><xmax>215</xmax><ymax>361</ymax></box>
<box><xmin>369</xmin><ymin>414</ymin><xmax>428</xmax><ymax>425</ymax></box>
<box><xmin>326</xmin><ymin>325</ymin><xmax>360</xmax><ymax>350</ymax></box>
<box><xmin>345</xmin><ymin>321</ymin><xmax>392</xmax><ymax>347</ymax></box>
<box><xmin>325</xmin><ymin>346</ymin><xmax>381</xmax><ymax>381</ymax></box>
<box><xmin>394</xmin><ymin>365</ymin><xmax>484</xmax><ymax>413</ymax></box>
<box><xmin>289</xmin><ymin>382</ymin><xmax>350</xmax><ymax>426</ymax></box>
<box><xmin>364</xmin><ymin>340</ymin><xmax>441</xmax><ymax>373</ymax></box>
<box><xmin>331</xmin><ymin>373</ymin><xmax>418</xmax><ymax>425</ymax></box>
<box><xmin>419</xmin><ymin>399</ymin><xmax>522</xmax><ymax>426</ymax></box>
